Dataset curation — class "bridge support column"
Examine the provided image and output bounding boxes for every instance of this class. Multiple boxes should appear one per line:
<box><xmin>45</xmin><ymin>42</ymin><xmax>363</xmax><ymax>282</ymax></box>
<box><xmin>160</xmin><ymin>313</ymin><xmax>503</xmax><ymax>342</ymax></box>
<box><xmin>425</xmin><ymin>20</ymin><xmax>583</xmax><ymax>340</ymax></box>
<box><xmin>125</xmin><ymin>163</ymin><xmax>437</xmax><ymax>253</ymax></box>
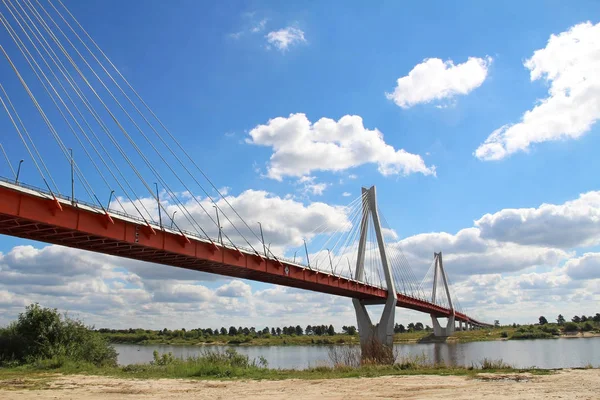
<box><xmin>431</xmin><ymin>314</ymin><xmax>455</xmax><ymax>337</ymax></box>
<box><xmin>352</xmin><ymin>187</ymin><xmax>396</xmax><ymax>362</ymax></box>
<box><xmin>458</xmin><ymin>320</ymin><xmax>463</xmax><ymax>331</ymax></box>
<box><xmin>429</xmin><ymin>252</ymin><xmax>456</xmax><ymax>337</ymax></box>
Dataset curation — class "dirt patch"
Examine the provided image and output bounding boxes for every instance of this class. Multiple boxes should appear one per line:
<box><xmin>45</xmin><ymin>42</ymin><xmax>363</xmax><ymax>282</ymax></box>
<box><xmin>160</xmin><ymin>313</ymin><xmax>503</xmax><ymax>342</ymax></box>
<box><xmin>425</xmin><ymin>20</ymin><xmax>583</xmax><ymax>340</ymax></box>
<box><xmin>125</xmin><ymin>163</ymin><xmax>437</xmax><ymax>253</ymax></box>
<box><xmin>0</xmin><ymin>369</ymin><xmax>599</xmax><ymax>399</ymax></box>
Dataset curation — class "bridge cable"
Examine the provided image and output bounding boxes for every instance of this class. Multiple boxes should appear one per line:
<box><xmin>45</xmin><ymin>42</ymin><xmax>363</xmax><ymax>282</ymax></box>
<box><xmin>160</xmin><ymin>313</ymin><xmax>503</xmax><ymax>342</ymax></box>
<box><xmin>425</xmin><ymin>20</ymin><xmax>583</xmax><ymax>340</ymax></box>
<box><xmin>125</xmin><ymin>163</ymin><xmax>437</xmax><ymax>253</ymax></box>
<box><xmin>49</xmin><ymin>0</ymin><xmax>340</xmax><ymax>260</ymax></box>
<box><xmin>0</xmin><ymin>143</ymin><xmax>16</xmax><ymax>178</ymax></box>
<box><xmin>45</xmin><ymin>0</ymin><xmax>263</xmax><ymax>253</ymax></box>
<box><xmin>1</xmin><ymin>0</ymin><xmax>161</xmax><ymax>223</ymax></box>
<box><xmin>21</xmin><ymin>0</ymin><xmax>219</xmax><ymax>243</ymax></box>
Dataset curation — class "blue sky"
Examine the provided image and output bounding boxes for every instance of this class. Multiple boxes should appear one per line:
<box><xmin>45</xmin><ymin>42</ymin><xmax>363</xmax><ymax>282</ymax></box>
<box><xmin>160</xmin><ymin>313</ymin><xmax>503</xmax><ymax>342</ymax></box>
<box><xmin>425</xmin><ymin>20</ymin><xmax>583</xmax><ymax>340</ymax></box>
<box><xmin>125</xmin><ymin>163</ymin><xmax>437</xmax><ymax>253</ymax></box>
<box><xmin>1</xmin><ymin>0</ymin><xmax>600</xmax><ymax>329</ymax></box>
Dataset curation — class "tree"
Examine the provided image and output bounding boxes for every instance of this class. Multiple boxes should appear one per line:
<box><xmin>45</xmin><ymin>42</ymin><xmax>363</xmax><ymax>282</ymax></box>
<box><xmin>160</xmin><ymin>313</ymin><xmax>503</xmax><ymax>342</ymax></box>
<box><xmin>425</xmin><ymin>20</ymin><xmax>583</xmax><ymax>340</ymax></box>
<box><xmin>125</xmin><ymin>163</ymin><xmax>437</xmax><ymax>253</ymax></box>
<box><xmin>415</xmin><ymin>322</ymin><xmax>424</xmax><ymax>331</ymax></box>
<box><xmin>305</xmin><ymin>325</ymin><xmax>313</xmax><ymax>335</ymax></box>
<box><xmin>539</xmin><ymin>316</ymin><xmax>548</xmax><ymax>325</ymax></box>
<box><xmin>564</xmin><ymin>322</ymin><xmax>579</xmax><ymax>332</ymax></box>
<box><xmin>220</xmin><ymin>327</ymin><xmax>227</xmax><ymax>335</ymax></box>
<box><xmin>581</xmin><ymin>316</ymin><xmax>588</xmax><ymax>322</ymax></box>
<box><xmin>271</xmin><ymin>328</ymin><xmax>276</xmax><ymax>335</ymax></box>
<box><xmin>242</xmin><ymin>327</ymin><xmax>250</xmax><ymax>336</ymax></box>
<box><xmin>407</xmin><ymin>322</ymin><xmax>415</xmax><ymax>332</ymax></box>
<box><xmin>494</xmin><ymin>320</ymin><xmax>500</xmax><ymax>328</ymax></box>
<box><xmin>593</xmin><ymin>313</ymin><xmax>600</xmax><ymax>323</ymax></box>
<box><xmin>394</xmin><ymin>323</ymin><xmax>406</xmax><ymax>333</ymax></box>
<box><xmin>228</xmin><ymin>326</ymin><xmax>237</xmax><ymax>336</ymax></box>
<box><xmin>572</xmin><ymin>315</ymin><xmax>581</xmax><ymax>323</ymax></box>
<box><xmin>295</xmin><ymin>325</ymin><xmax>304</xmax><ymax>336</ymax></box>
<box><xmin>327</xmin><ymin>325</ymin><xmax>335</xmax><ymax>336</ymax></box>
<box><xmin>276</xmin><ymin>327</ymin><xmax>282</xmax><ymax>336</ymax></box>
<box><xmin>0</xmin><ymin>303</ymin><xmax>117</xmax><ymax>366</ymax></box>
<box><xmin>343</xmin><ymin>325</ymin><xmax>357</xmax><ymax>335</ymax></box>
<box><xmin>557</xmin><ymin>314</ymin><xmax>565</xmax><ymax>325</ymax></box>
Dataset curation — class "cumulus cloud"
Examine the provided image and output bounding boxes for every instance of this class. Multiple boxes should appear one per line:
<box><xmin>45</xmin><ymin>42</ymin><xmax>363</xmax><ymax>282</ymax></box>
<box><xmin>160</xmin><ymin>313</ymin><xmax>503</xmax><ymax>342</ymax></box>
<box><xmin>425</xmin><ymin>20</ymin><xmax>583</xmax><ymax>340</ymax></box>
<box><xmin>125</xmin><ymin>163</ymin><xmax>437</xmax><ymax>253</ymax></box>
<box><xmin>247</xmin><ymin>113</ymin><xmax>435</xmax><ymax>180</ymax></box>
<box><xmin>215</xmin><ymin>280</ymin><xmax>253</xmax><ymax>298</ymax></box>
<box><xmin>296</xmin><ymin>176</ymin><xmax>328</xmax><ymax>196</ymax></box>
<box><xmin>395</xmin><ymin>228</ymin><xmax>570</xmax><ymax>278</ymax></box>
<box><xmin>475</xmin><ymin>22</ymin><xmax>600</xmax><ymax>160</ymax></box>
<box><xmin>565</xmin><ymin>252</ymin><xmax>600</xmax><ymax>280</ymax></box>
<box><xmin>475</xmin><ymin>190</ymin><xmax>600</xmax><ymax>249</ymax></box>
<box><xmin>0</xmin><ymin>242</ymin><xmax>358</xmax><ymax>329</ymax></box>
<box><xmin>251</xmin><ymin>18</ymin><xmax>268</xmax><ymax>33</ymax></box>
<box><xmin>386</xmin><ymin>56</ymin><xmax>492</xmax><ymax>108</ymax></box>
<box><xmin>113</xmin><ymin>188</ymin><xmax>351</xmax><ymax>255</ymax></box>
<box><xmin>265</xmin><ymin>27</ymin><xmax>306</xmax><ymax>51</ymax></box>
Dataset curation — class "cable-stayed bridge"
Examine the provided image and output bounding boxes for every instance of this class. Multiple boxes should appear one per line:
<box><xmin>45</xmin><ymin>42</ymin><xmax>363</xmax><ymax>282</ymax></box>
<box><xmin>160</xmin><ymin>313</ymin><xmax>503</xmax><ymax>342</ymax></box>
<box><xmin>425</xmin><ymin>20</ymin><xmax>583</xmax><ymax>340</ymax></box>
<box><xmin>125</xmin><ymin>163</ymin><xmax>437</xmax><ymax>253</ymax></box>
<box><xmin>0</xmin><ymin>0</ymin><xmax>490</xmax><ymax>351</ymax></box>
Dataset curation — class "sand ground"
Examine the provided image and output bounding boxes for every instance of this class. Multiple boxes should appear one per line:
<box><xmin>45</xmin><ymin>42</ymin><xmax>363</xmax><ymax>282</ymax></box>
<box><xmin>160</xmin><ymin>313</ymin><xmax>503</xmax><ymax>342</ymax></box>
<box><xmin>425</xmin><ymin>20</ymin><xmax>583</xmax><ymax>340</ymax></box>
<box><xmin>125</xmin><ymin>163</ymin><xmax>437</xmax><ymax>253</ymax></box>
<box><xmin>1</xmin><ymin>369</ymin><xmax>599</xmax><ymax>399</ymax></box>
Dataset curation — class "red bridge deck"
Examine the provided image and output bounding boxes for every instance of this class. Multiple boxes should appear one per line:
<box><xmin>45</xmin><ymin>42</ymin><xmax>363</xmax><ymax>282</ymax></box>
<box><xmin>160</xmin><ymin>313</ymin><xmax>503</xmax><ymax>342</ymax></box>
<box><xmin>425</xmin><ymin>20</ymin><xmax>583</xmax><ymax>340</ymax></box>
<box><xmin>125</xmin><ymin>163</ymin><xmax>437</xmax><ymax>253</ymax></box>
<box><xmin>0</xmin><ymin>180</ymin><xmax>488</xmax><ymax>326</ymax></box>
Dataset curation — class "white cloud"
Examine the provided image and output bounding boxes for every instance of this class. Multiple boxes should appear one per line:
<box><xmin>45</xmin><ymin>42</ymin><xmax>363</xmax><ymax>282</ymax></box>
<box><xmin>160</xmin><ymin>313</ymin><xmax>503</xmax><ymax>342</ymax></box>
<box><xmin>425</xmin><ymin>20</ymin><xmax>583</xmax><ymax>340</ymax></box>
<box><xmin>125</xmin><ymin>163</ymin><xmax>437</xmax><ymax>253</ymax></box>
<box><xmin>247</xmin><ymin>113</ymin><xmax>435</xmax><ymax>180</ymax></box>
<box><xmin>475</xmin><ymin>190</ymin><xmax>600</xmax><ymax>248</ymax></box>
<box><xmin>113</xmin><ymin>188</ymin><xmax>351</xmax><ymax>256</ymax></box>
<box><xmin>251</xmin><ymin>18</ymin><xmax>268</xmax><ymax>33</ymax></box>
<box><xmin>228</xmin><ymin>31</ymin><xmax>243</xmax><ymax>40</ymax></box>
<box><xmin>265</xmin><ymin>27</ymin><xmax>306</xmax><ymax>51</ymax></box>
<box><xmin>396</xmin><ymin>227</ymin><xmax>571</xmax><ymax>278</ymax></box>
<box><xmin>342</xmin><ymin>192</ymin><xmax>351</xmax><ymax>197</ymax></box>
<box><xmin>297</xmin><ymin>176</ymin><xmax>328</xmax><ymax>196</ymax></box>
<box><xmin>386</xmin><ymin>56</ymin><xmax>492</xmax><ymax>108</ymax></box>
<box><xmin>565</xmin><ymin>252</ymin><xmax>600</xmax><ymax>280</ymax></box>
<box><xmin>215</xmin><ymin>280</ymin><xmax>253</xmax><ymax>298</ymax></box>
<box><xmin>475</xmin><ymin>22</ymin><xmax>600</xmax><ymax>160</ymax></box>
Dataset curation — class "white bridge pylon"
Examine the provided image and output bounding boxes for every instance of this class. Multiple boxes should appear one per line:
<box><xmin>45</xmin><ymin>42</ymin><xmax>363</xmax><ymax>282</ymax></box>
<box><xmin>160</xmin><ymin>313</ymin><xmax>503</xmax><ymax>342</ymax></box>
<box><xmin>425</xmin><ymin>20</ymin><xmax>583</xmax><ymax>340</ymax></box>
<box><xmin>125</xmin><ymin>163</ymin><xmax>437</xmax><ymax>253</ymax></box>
<box><xmin>430</xmin><ymin>252</ymin><xmax>455</xmax><ymax>337</ymax></box>
<box><xmin>352</xmin><ymin>186</ymin><xmax>397</xmax><ymax>349</ymax></box>
<box><xmin>352</xmin><ymin>187</ymin><xmax>461</xmax><ymax>351</ymax></box>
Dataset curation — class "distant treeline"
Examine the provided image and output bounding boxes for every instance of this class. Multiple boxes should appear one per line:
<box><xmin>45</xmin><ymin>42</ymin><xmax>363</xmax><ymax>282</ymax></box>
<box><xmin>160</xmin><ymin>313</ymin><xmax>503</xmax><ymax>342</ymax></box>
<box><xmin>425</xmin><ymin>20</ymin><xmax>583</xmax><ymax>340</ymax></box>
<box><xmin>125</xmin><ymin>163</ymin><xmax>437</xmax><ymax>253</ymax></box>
<box><xmin>96</xmin><ymin>321</ymin><xmax>435</xmax><ymax>341</ymax></box>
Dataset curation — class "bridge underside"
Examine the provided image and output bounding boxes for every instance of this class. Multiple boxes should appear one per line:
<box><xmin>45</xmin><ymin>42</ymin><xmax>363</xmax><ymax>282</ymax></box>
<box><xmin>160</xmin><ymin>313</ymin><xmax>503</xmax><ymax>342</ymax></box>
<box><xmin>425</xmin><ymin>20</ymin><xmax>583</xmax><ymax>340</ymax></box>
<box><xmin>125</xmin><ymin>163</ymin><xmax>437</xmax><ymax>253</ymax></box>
<box><xmin>0</xmin><ymin>181</ymin><xmax>488</xmax><ymax>327</ymax></box>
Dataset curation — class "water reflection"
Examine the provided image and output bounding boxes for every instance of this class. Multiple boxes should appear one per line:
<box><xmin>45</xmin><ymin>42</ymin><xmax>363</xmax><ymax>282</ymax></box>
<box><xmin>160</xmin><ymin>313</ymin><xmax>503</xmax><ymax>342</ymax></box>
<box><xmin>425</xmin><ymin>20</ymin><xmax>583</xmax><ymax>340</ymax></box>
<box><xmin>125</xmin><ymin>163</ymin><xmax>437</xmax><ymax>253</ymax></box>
<box><xmin>114</xmin><ymin>337</ymin><xmax>600</xmax><ymax>370</ymax></box>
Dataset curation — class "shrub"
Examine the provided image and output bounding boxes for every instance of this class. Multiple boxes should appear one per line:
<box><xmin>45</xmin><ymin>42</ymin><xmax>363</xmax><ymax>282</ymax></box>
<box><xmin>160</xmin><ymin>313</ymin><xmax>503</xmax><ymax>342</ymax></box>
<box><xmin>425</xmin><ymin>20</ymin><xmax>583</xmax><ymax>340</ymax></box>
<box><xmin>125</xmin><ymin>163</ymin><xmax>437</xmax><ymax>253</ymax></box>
<box><xmin>582</xmin><ymin>322</ymin><xmax>594</xmax><ymax>332</ymax></box>
<box><xmin>563</xmin><ymin>322</ymin><xmax>579</xmax><ymax>333</ymax></box>
<box><xmin>480</xmin><ymin>358</ymin><xmax>512</xmax><ymax>370</ymax></box>
<box><xmin>541</xmin><ymin>325</ymin><xmax>560</xmax><ymax>335</ymax></box>
<box><xmin>500</xmin><ymin>331</ymin><xmax>508</xmax><ymax>338</ymax></box>
<box><xmin>0</xmin><ymin>304</ymin><xmax>117</xmax><ymax>367</ymax></box>
<box><xmin>511</xmin><ymin>331</ymin><xmax>552</xmax><ymax>340</ymax></box>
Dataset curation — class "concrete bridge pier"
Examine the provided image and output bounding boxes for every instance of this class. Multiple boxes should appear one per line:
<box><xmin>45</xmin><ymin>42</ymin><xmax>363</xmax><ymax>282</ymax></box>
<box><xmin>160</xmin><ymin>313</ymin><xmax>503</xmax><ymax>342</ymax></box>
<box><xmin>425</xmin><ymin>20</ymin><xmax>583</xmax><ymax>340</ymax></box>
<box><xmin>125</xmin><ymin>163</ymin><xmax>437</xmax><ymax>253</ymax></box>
<box><xmin>431</xmin><ymin>314</ymin><xmax>455</xmax><ymax>337</ymax></box>
<box><xmin>352</xmin><ymin>186</ymin><xmax>396</xmax><ymax>360</ymax></box>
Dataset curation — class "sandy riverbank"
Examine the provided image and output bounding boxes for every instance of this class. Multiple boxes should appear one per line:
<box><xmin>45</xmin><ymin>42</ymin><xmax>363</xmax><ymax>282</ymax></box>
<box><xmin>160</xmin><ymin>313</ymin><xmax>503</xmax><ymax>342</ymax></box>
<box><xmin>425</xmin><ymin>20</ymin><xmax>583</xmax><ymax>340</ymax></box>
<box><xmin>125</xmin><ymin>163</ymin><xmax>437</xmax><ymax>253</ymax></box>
<box><xmin>1</xmin><ymin>369</ymin><xmax>599</xmax><ymax>399</ymax></box>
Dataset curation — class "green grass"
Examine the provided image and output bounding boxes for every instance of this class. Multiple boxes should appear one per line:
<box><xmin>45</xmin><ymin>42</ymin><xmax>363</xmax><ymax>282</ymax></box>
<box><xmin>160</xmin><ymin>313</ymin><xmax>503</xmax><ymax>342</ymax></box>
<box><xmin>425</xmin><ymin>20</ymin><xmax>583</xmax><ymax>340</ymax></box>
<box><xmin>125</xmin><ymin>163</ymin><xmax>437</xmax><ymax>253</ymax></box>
<box><xmin>0</xmin><ymin>354</ymin><xmax>552</xmax><ymax>382</ymax></box>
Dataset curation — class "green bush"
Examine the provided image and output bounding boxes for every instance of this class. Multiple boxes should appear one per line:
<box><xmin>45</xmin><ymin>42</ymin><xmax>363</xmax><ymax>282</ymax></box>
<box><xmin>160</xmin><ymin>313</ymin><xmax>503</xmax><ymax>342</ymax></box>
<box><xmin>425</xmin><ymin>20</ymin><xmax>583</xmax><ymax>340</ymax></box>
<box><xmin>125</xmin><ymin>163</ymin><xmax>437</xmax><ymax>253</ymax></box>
<box><xmin>511</xmin><ymin>331</ymin><xmax>552</xmax><ymax>340</ymax></box>
<box><xmin>541</xmin><ymin>325</ymin><xmax>560</xmax><ymax>335</ymax></box>
<box><xmin>563</xmin><ymin>322</ymin><xmax>579</xmax><ymax>332</ymax></box>
<box><xmin>582</xmin><ymin>322</ymin><xmax>594</xmax><ymax>332</ymax></box>
<box><xmin>0</xmin><ymin>304</ymin><xmax>117</xmax><ymax>367</ymax></box>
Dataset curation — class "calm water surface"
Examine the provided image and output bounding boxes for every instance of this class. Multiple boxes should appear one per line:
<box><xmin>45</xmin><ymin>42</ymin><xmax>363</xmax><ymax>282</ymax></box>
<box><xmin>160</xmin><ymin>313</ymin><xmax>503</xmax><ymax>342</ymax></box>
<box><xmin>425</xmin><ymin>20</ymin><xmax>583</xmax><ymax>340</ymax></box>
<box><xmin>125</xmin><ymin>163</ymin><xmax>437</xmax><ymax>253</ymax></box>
<box><xmin>114</xmin><ymin>337</ymin><xmax>600</xmax><ymax>369</ymax></box>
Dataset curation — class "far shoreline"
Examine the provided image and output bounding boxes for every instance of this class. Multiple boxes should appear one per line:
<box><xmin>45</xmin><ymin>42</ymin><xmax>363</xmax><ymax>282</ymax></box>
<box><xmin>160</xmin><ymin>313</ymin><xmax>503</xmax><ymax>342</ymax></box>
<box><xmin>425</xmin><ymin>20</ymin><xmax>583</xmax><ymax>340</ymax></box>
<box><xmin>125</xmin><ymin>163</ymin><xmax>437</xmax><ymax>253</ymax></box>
<box><xmin>105</xmin><ymin>330</ymin><xmax>600</xmax><ymax>347</ymax></box>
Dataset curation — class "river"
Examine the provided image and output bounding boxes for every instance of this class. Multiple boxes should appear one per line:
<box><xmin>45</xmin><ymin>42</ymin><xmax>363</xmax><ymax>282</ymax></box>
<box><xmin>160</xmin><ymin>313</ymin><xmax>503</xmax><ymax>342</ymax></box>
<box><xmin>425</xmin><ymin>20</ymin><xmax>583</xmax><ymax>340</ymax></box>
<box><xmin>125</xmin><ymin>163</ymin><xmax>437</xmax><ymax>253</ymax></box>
<box><xmin>113</xmin><ymin>337</ymin><xmax>600</xmax><ymax>369</ymax></box>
